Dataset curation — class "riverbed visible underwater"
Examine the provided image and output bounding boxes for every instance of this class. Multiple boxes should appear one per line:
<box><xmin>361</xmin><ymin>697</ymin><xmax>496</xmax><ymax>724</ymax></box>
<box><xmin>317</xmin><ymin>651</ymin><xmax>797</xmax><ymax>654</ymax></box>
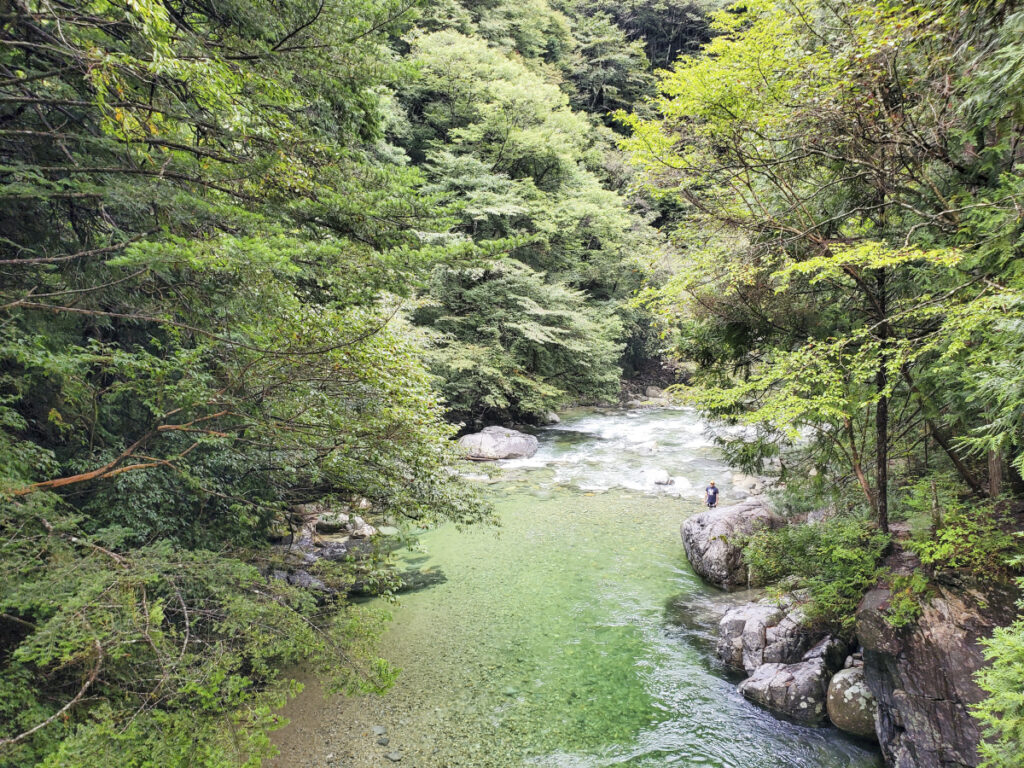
<box><xmin>270</xmin><ymin>408</ymin><xmax>882</xmax><ymax>768</ymax></box>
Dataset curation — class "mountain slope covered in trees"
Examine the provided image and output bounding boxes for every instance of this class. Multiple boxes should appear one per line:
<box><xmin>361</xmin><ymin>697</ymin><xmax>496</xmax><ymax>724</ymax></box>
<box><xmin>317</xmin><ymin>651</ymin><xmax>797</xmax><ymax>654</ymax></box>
<box><xmin>0</xmin><ymin>0</ymin><xmax>711</xmax><ymax>765</ymax></box>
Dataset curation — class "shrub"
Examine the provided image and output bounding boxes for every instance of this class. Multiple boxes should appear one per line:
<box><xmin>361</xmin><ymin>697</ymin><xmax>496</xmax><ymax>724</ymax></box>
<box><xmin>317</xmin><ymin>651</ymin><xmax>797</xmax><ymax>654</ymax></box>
<box><xmin>975</xmin><ymin>560</ymin><xmax>1024</xmax><ymax>768</ymax></box>
<box><xmin>742</xmin><ymin>517</ymin><xmax>890</xmax><ymax>632</ymax></box>
<box><xmin>884</xmin><ymin>572</ymin><xmax>932</xmax><ymax>629</ymax></box>
<box><xmin>906</xmin><ymin>505</ymin><xmax>1020</xmax><ymax>579</ymax></box>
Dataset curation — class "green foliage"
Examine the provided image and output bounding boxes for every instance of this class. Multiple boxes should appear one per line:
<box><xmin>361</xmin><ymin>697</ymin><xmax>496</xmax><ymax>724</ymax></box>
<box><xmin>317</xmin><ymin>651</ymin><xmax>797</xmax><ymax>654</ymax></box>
<box><xmin>620</xmin><ymin>0</ymin><xmax>1024</xmax><ymax>537</ymax></box>
<box><xmin>906</xmin><ymin>506</ymin><xmax>1020</xmax><ymax>580</ymax></box>
<box><xmin>975</xmin><ymin>560</ymin><xmax>1024</xmax><ymax>768</ymax></box>
<box><xmin>742</xmin><ymin>518</ymin><xmax>890</xmax><ymax>631</ymax></box>
<box><xmin>559</xmin><ymin>11</ymin><xmax>656</xmax><ymax>120</ymax></box>
<box><xmin>560</xmin><ymin>0</ymin><xmax>716</xmax><ymax>68</ymax></box>
<box><xmin>0</xmin><ymin>0</ymin><xmax>491</xmax><ymax>763</ymax></box>
<box><xmin>417</xmin><ymin>261</ymin><xmax>623</xmax><ymax>423</ymax></box>
<box><xmin>618</xmin><ymin>0</ymin><xmax>1024</xmax><ymax>753</ymax></box>
<box><xmin>395</xmin><ymin>14</ymin><xmax>670</xmax><ymax>422</ymax></box>
<box><xmin>884</xmin><ymin>572</ymin><xmax>932</xmax><ymax>630</ymax></box>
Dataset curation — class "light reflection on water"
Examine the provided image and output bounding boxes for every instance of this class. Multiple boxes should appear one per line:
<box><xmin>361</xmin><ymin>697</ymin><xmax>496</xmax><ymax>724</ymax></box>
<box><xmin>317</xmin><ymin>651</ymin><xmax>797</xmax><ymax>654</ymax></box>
<box><xmin>271</xmin><ymin>408</ymin><xmax>882</xmax><ymax>768</ymax></box>
<box><xmin>495</xmin><ymin>408</ymin><xmax>756</xmax><ymax>499</ymax></box>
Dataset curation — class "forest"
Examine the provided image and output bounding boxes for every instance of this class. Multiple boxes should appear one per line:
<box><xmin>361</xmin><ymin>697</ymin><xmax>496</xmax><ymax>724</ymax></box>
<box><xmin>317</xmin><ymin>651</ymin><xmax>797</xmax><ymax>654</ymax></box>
<box><xmin>1</xmin><ymin>0</ymin><xmax>1023</xmax><ymax>766</ymax></box>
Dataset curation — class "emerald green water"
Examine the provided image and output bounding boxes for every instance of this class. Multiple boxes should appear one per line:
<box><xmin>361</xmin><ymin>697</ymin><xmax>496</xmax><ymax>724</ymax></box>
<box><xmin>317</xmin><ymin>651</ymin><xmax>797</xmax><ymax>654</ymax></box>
<box><xmin>271</xmin><ymin>409</ymin><xmax>882</xmax><ymax>768</ymax></box>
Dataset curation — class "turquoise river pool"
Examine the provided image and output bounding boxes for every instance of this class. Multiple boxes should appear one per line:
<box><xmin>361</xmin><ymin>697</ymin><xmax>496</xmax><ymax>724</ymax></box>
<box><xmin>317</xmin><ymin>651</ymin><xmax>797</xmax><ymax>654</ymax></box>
<box><xmin>269</xmin><ymin>408</ymin><xmax>883</xmax><ymax>768</ymax></box>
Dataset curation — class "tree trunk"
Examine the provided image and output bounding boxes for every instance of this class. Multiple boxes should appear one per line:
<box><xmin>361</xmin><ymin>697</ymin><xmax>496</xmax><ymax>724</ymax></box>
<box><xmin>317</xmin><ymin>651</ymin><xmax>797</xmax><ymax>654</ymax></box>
<box><xmin>845</xmin><ymin>417</ymin><xmax>877</xmax><ymax>518</ymax></box>
<box><xmin>875</xmin><ymin>269</ymin><xmax>889</xmax><ymax>534</ymax></box>
<box><xmin>988</xmin><ymin>449</ymin><xmax>1003</xmax><ymax>499</ymax></box>
<box><xmin>901</xmin><ymin>368</ymin><xmax>985</xmax><ymax>496</ymax></box>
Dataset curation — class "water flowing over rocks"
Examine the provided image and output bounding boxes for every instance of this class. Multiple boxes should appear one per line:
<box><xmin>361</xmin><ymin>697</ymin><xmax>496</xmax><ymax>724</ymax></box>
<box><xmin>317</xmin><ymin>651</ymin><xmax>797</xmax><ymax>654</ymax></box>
<box><xmin>458</xmin><ymin>426</ymin><xmax>539</xmax><ymax>460</ymax></box>
<box><xmin>856</xmin><ymin>577</ymin><xmax>1018</xmax><ymax>767</ymax></box>
<box><xmin>680</xmin><ymin>498</ymin><xmax>786</xmax><ymax>588</ymax></box>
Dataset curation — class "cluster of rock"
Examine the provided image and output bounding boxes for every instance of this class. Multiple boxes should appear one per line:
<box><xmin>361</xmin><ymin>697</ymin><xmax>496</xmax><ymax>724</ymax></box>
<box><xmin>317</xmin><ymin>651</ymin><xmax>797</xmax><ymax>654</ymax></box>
<box><xmin>681</xmin><ymin>501</ymin><xmax>864</xmax><ymax>729</ymax></box>
<box><xmin>457</xmin><ymin>426</ymin><xmax>539</xmax><ymax>460</ymax></box>
<box><xmin>268</xmin><ymin>499</ymin><xmax>391</xmax><ymax>594</ymax></box>
<box><xmin>715</xmin><ymin>594</ymin><xmax>875</xmax><ymax>732</ymax></box>
<box><xmin>625</xmin><ymin>385</ymin><xmax>671</xmax><ymax>408</ymax></box>
<box><xmin>681</xmin><ymin>498</ymin><xmax>1016</xmax><ymax>766</ymax></box>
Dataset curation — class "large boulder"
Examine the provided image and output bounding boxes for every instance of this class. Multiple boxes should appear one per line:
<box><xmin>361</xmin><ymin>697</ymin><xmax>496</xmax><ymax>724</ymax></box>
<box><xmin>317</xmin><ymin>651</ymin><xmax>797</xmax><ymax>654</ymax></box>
<box><xmin>717</xmin><ymin>596</ymin><xmax>815</xmax><ymax>674</ymax></box>
<box><xmin>856</xmin><ymin>578</ymin><xmax>1019</xmax><ymax>767</ymax></box>
<box><xmin>737</xmin><ymin>634</ymin><xmax>847</xmax><ymax>724</ymax></box>
<box><xmin>458</xmin><ymin>426</ymin><xmax>539</xmax><ymax>460</ymax></box>
<box><xmin>680</xmin><ymin>498</ymin><xmax>787</xmax><ymax>588</ymax></box>
<box><xmin>739</xmin><ymin>658</ymin><xmax>831</xmax><ymax>724</ymax></box>
<box><xmin>827</xmin><ymin>663</ymin><xmax>877</xmax><ymax>739</ymax></box>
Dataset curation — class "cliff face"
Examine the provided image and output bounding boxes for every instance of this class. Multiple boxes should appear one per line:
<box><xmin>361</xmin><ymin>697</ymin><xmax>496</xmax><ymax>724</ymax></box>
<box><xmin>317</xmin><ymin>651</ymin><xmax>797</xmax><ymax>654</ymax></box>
<box><xmin>856</xmin><ymin>577</ymin><xmax>1018</xmax><ymax>768</ymax></box>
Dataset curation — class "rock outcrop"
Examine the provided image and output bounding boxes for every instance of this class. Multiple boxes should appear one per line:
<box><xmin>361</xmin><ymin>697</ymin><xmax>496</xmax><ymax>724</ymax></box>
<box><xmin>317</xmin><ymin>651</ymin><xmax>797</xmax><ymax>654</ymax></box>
<box><xmin>738</xmin><ymin>633</ymin><xmax>847</xmax><ymax>724</ymax></box>
<box><xmin>315</xmin><ymin>509</ymin><xmax>350</xmax><ymax>534</ymax></box>
<box><xmin>348</xmin><ymin>515</ymin><xmax>377</xmax><ymax>539</ymax></box>
<box><xmin>739</xmin><ymin>658</ymin><xmax>831</xmax><ymax>724</ymax></box>
<box><xmin>458</xmin><ymin>426</ymin><xmax>539</xmax><ymax>460</ymax></box>
<box><xmin>714</xmin><ymin>592</ymin><xmax>851</xmax><ymax>725</ymax></box>
<box><xmin>856</xmin><ymin>578</ymin><xmax>1018</xmax><ymax>767</ymax></box>
<box><xmin>827</xmin><ymin>662</ymin><xmax>877</xmax><ymax>739</ymax></box>
<box><xmin>717</xmin><ymin>596</ymin><xmax>814</xmax><ymax>674</ymax></box>
<box><xmin>680</xmin><ymin>498</ymin><xmax>786</xmax><ymax>588</ymax></box>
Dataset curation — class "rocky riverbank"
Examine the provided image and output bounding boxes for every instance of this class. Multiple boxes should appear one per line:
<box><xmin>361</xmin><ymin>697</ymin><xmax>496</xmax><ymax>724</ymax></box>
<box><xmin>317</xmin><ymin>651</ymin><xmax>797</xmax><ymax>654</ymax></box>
<box><xmin>679</xmin><ymin>498</ymin><xmax>1017</xmax><ymax>768</ymax></box>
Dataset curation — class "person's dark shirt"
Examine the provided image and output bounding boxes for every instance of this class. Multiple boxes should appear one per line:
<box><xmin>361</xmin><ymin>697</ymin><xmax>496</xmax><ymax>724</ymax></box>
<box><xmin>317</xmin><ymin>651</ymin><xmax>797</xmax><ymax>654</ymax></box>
<box><xmin>705</xmin><ymin>485</ymin><xmax>719</xmax><ymax>503</ymax></box>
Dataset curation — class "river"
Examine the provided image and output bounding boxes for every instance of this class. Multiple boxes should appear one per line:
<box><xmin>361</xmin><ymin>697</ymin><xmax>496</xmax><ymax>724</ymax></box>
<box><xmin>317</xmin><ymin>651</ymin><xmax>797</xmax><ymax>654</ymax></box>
<box><xmin>269</xmin><ymin>408</ymin><xmax>882</xmax><ymax>768</ymax></box>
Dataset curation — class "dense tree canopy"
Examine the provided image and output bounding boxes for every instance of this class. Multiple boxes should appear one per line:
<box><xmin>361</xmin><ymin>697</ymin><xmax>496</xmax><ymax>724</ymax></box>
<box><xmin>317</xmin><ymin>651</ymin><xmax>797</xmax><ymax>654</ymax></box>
<box><xmin>391</xmin><ymin>10</ymin><xmax>670</xmax><ymax>424</ymax></box>
<box><xmin>0</xmin><ymin>0</ymin><xmax>704</xmax><ymax>763</ymax></box>
<box><xmin>13</xmin><ymin>0</ymin><xmax>1024</xmax><ymax>764</ymax></box>
<box><xmin>622</xmin><ymin>0</ymin><xmax>1024</xmax><ymax>761</ymax></box>
<box><xmin>0</xmin><ymin>1</ymin><xmax>487</xmax><ymax>764</ymax></box>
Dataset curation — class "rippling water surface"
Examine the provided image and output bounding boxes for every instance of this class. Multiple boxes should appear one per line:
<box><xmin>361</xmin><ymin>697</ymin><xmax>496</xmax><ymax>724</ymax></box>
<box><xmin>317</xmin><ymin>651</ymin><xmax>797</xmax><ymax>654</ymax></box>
<box><xmin>270</xmin><ymin>408</ymin><xmax>882</xmax><ymax>768</ymax></box>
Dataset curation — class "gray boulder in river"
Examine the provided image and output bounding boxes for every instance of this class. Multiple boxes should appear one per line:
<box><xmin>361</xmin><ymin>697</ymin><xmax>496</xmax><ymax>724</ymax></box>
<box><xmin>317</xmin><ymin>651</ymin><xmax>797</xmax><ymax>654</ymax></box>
<box><xmin>737</xmin><ymin>635</ymin><xmax>847</xmax><ymax>724</ymax></box>
<box><xmin>827</xmin><ymin>663</ymin><xmax>877</xmax><ymax>739</ymax></box>
<box><xmin>856</xmin><ymin>578</ymin><xmax>1018</xmax><ymax>767</ymax></box>
<box><xmin>680</xmin><ymin>498</ymin><xmax>786</xmax><ymax>588</ymax></box>
<box><xmin>458</xmin><ymin>425</ymin><xmax>539</xmax><ymax>460</ymax></box>
<box><xmin>717</xmin><ymin>596</ymin><xmax>815</xmax><ymax>674</ymax></box>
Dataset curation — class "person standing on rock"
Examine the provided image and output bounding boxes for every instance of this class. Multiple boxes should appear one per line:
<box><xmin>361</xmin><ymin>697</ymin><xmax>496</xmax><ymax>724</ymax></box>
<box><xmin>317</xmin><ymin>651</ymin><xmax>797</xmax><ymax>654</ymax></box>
<box><xmin>704</xmin><ymin>481</ymin><xmax>719</xmax><ymax>508</ymax></box>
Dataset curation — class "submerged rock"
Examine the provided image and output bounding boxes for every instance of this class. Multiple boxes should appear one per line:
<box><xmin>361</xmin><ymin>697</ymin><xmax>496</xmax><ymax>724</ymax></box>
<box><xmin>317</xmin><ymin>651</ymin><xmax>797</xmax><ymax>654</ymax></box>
<box><xmin>651</xmin><ymin>468</ymin><xmax>674</xmax><ymax>485</ymax></box>
<box><xmin>856</xmin><ymin>578</ymin><xmax>1018</xmax><ymax>767</ymax></box>
<box><xmin>827</xmin><ymin>664</ymin><xmax>877</xmax><ymax>739</ymax></box>
<box><xmin>681</xmin><ymin>498</ymin><xmax>787</xmax><ymax>588</ymax></box>
<box><xmin>458</xmin><ymin>426</ymin><xmax>539</xmax><ymax>460</ymax></box>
